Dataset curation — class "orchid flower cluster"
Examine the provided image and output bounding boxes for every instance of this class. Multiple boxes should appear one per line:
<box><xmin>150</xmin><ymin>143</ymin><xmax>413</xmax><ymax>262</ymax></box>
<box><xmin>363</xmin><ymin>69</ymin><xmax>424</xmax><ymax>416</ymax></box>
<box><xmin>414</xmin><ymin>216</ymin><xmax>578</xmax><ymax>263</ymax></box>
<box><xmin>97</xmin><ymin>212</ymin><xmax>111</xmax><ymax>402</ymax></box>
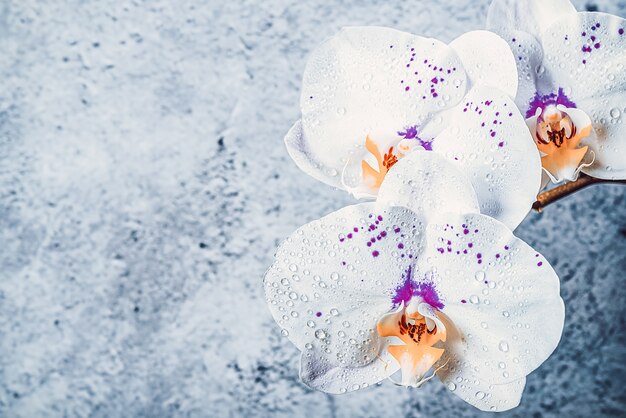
<box><xmin>264</xmin><ymin>0</ymin><xmax>626</xmax><ymax>412</ymax></box>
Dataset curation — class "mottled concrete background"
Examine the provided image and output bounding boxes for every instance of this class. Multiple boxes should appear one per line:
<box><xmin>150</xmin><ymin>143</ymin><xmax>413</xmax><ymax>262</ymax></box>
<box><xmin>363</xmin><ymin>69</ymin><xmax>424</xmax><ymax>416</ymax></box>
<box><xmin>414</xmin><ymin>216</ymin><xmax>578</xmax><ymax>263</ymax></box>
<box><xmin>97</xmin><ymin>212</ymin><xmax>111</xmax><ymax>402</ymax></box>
<box><xmin>0</xmin><ymin>0</ymin><xmax>625</xmax><ymax>417</ymax></box>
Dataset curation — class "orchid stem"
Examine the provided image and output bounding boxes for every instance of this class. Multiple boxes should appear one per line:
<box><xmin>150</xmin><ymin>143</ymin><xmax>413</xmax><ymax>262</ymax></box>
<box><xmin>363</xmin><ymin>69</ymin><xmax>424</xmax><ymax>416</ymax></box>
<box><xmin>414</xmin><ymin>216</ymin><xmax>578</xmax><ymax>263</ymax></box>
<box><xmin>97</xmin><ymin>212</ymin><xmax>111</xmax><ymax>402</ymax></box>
<box><xmin>533</xmin><ymin>174</ymin><xmax>626</xmax><ymax>212</ymax></box>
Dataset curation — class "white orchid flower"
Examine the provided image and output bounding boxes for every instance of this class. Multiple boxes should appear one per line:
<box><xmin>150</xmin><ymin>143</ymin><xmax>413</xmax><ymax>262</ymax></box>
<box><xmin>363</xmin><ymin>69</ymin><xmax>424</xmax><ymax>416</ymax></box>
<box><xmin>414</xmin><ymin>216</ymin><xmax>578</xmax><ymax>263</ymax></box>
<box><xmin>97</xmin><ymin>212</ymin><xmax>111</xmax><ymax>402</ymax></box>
<box><xmin>487</xmin><ymin>0</ymin><xmax>626</xmax><ymax>184</ymax></box>
<box><xmin>264</xmin><ymin>151</ymin><xmax>564</xmax><ymax>412</ymax></box>
<box><xmin>286</xmin><ymin>26</ymin><xmax>542</xmax><ymax>230</ymax></box>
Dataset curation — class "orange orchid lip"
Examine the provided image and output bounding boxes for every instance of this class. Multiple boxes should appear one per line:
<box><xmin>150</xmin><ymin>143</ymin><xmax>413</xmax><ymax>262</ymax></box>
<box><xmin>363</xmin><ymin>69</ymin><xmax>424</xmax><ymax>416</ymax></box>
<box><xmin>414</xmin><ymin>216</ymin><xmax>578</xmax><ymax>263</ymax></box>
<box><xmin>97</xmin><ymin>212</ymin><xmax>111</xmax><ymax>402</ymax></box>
<box><xmin>360</xmin><ymin>135</ymin><xmax>429</xmax><ymax>191</ymax></box>
<box><xmin>528</xmin><ymin>104</ymin><xmax>593</xmax><ymax>182</ymax></box>
<box><xmin>377</xmin><ymin>299</ymin><xmax>447</xmax><ymax>387</ymax></box>
<box><xmin>361</xmin><ymin>135</ymin><xmax>399</xmax><ymax>189</ymax></box>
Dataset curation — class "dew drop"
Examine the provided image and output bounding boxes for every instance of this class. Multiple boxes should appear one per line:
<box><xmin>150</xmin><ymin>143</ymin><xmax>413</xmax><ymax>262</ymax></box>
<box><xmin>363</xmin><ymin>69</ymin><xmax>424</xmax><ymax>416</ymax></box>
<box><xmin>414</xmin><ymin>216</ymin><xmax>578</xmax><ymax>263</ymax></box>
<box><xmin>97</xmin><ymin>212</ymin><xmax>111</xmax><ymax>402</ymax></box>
<box><xmin>330</xmin><ymin>308</ymin><xmax>340</xmax><ymax>316</ymax></box>
<box><xmin>447</xmin><ymin>382</ymin><xmax>456</xmax><ymax>391</ymax></box>
<box><xmin>289</xmin><ymin>264</ymin><xmax>298</xmax><ymax>272</ymax></box>
<box><xmin>610</xmin><ymin>107</ymin><xmax>621</xmax><ymax>118</ymax></box>
<box><xmin>474</xmin><ymin>271</ymin><xmax>486</xmax><ymax>281</ymax></box>
<box><xmin>307</xmin><ymin>320</ymin><xmax>316</xmax><ymax>328</ymax></box>
<box><xmin>499</xmin><ymin>341</ymin><xmax>510</xmax><ymax>352</ymax></box>
<box><xmin>281</xmin><ymin>329</ymin><xmax>289</xmax><ymax>337</ymax></box>
<box><xmin>315</xmin><ymin>329</ymin><xmax>327</xmax><ymax>339</ymax></box>
<box><xmin>330</xmin><ymin>272</ymin><xmax>340</xmax><ymax>281</ymax></box>
<box><xmin>469</xmin><ymin>295</ymin><xmax>480</xmax><ymax>304</ymax></box>
<box><xmin>475</xmin><ymin>391</ymin><xmax>486</xmax><ymax>400</ymax></box>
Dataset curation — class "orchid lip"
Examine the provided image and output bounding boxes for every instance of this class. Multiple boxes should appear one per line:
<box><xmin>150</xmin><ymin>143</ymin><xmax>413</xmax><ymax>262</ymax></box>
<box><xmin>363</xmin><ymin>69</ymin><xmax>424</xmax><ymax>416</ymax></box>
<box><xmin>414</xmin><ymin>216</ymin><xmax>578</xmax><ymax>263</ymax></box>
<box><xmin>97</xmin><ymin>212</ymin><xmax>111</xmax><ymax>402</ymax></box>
<box><xmin>342</xmin><ymin>132</ymin><xmax>433</xmax><ymax>198</ymax></box>
<box><xmin>526</xmin><ymin>92</ymin><xmax>593</xmax><ymax>183</ymax></box>
<box><xmin>377</xmin><ymin>298</ymin><xmax>447</xmax><ymax>388</ymax></box>
<box><xmin>375</xmin><ymin>266</ymin><xmax>448</xmax><ymax>388</ymax></box>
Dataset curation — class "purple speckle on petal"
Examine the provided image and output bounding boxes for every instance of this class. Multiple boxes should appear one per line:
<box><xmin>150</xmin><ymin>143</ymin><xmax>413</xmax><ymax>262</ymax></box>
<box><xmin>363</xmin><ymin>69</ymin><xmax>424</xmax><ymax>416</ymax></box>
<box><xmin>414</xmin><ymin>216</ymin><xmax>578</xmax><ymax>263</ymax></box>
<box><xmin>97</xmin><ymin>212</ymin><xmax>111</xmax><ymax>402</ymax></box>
<box><xmin>372</xmin><ymin>250</ymin><xmax>379</xmax><ymax>257</ymax></box>
<box><xmin>316</xmin><ymin>312</ymin><xmax>322</xmax><ymax>317</ymax></box>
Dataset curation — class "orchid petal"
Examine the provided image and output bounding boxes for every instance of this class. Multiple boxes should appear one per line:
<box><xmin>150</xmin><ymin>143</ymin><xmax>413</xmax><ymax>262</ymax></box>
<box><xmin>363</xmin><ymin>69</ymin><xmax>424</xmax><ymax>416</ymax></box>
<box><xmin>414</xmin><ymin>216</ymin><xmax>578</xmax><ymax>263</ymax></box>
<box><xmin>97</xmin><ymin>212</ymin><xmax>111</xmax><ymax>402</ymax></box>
<box><xmin>449</xmin><ymin>30</ymin><xmax>518</xmax><ymax>98</ymax></box>
<box><xmin>299</xmin><ymin>26</ymin><xmax>468</xmax><ymax>183</ymax></box>
<box><xmin>377</xmin><ymin>150</ymin><xmax>480</xmax><ymax>220</ymax></box>
<box><xmin>421</xmin><ymin>212</ymin><xmax>564</xmax><ymax>385</ymax></box>
<box><xmin>579</xmin><ymin>94</ymin><xmax>626</xmax><ymax>179</ymax></box>
<box><xmin>538</xmin><ymin>12</ymin><xmax>626</xmax><ymax>179</ymax></box>
<box><xmin>438</xmin><ymin>366</ymin><xmax>526</xmax><ymax>412</ymax></box>
<box><xmin>432</xmin><ymin>86</ymin><xmax>542</xmax><ymax>230</ymax></box>
<box><xmin>284</xmin><ymin>120</ymin><xmax>343</xmax><ymax>189</ymax></box>
<box><xmin>264</xmin><ymin>203</ymin><xmax>426</xmax><ymax>387</ymax></box>
<box><xmin>300</xmin><ymin>342</ymin><xmax>398</xmax><ymax>394</ymax></box>
<box><xmin>487</xmin><ymin>0</ymin><xmax>576</xmax><ymax>40</ymax></box>
<box><xmin>486</xmin><ymin>0</ymin><xmax>576</xmax><ymax>115</ymax></box>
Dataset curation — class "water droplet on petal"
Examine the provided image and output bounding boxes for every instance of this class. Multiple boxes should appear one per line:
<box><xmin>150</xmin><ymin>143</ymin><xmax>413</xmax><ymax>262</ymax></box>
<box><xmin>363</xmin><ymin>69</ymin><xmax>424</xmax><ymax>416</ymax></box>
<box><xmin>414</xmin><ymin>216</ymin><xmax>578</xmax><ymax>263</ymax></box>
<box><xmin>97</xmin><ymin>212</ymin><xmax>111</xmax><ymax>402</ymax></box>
<box><xmin>499</xmin><ymin>341</ymin><xmax>510</xmax><ymax>352</ymax></box>
<box><xmin>610</xmin><ymin>108</ymin><xmax>621</xmax><ymax>118</ymax></box>
<box><xmin>315</xmin><ymin>329</ymin><xmax>327</xmax><ymax>339</ymax></box>
<box><xmin>475</xmin><ymin>391</ymin><xmax>486</xmax><ymax>400</ymax></box>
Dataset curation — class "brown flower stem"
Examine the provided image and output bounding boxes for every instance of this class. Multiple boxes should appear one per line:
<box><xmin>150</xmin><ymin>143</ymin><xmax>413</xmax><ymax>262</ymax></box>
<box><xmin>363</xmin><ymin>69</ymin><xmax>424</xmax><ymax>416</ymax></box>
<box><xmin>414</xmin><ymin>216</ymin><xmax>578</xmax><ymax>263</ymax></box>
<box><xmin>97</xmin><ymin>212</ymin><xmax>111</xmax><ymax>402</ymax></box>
<box><xmin>533</xmin><ymin>174</ymin><xmax>626</xmax><ymax>212</ymax></box>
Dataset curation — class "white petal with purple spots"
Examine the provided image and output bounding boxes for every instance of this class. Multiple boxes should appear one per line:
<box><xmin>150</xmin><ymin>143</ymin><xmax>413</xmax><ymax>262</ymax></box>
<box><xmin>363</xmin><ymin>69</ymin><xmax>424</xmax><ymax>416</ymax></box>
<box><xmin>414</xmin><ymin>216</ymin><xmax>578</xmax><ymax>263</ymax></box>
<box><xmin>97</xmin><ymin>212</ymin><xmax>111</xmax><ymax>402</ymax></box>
<box><xmin>432</xmin><ymin>86</ymin><xmax>541</xmax><ymax>230</ymax></box>
<box><xmin>264</xmin><ymin>203</ymin><xmax>428</xmax><ymax>391</ymax></box>
<box><xmin>486</xmin><ymin>0</ymin><xmax>577</xmax><ymax>115</ymax></box>
<box><xmin>539</xmin><ymin>12</ymin><xmax>626</xmax><ymax>179</ymax></box>
<box><xmin>420</xmin><ymin>212</ymin><xmax>564</xmax><ymax>385</ymax></box>
<box><xmin>291</xmin><ymin>26</ymin><xmax>468</xmax><ymax>189</ymax></box>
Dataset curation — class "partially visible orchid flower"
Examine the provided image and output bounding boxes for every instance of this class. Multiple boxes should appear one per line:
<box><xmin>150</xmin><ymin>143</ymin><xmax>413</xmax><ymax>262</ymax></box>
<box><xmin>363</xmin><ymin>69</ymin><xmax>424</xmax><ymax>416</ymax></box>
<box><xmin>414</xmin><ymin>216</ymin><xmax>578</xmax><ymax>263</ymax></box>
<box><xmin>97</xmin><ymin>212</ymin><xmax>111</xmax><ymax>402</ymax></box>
<box><xmin>487</xmin><ymin>0</ymin><xmax>626</xmax><ymax>184</ymax></box>
<box><xmin>265</xmin><ymin>151</ymin><xmax>564</xmax><ymax>412</ymax></box>
<box><xmin>286</xmin><ymin>26</ymin><xmax>542</xmax><ymax>230</ymax></box>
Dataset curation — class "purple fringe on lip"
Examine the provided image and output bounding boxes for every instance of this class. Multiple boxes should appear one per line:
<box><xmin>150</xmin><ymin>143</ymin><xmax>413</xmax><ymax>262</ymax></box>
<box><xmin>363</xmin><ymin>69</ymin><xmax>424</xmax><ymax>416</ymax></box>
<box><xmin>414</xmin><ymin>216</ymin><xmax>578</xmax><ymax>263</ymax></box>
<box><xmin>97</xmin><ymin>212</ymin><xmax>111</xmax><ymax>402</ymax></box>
<box><xmin>526</xmin><ymin>88</ymin><xmax>577</xmax><ymax>119</ymax></box>
<box><xmin>391</xmin><ymin>265</ymin><xmax>444</xmax><ymax>310</ymax></box>
<box><xmin>397</xmin><ymin>125</ymin><xmax>433</xmax><ymax>151</ymax></box>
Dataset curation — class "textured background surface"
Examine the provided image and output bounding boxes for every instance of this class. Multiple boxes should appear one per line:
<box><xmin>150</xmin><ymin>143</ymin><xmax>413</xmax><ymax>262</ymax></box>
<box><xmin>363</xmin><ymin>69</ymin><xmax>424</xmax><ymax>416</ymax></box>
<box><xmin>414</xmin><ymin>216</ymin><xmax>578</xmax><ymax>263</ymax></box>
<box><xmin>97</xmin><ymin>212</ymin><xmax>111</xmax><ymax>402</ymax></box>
<box><xmin>1</xmin><ymin>0</ymin><xmax>625</xmax><ymax>417</ymax></box>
